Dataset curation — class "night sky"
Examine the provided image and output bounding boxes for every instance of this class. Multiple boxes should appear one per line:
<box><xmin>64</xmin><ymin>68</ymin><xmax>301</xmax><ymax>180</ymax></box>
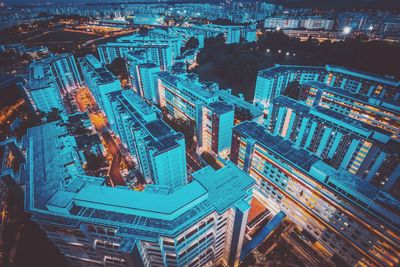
<box><xmin>3</xmin><ymin>0</ymin><xmax>400</xmax><ymax>9</ymax></box>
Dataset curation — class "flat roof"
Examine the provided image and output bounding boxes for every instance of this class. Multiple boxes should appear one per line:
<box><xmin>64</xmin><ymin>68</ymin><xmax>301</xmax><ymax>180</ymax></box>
<box><xmin>303</xmin><ymin>80</ymin><xmax>399</xmax><ymax>112</ymax></box>
<box><xmin>208</xmin><ymin>101</ymin><xmax>233</xmax><ymax>115</ymax></box>
<box><xmin>73</xmin><ymin>181</ymin><xmax>207</xmax><ymax>218</ymax></box>
<box><xmin>326</xmin><ymin>65</ymin><xmax>400</xmax><ymax>86</ymax></box>
<box><xmin>234</xmin><ymin>121</ymin><xmax>320</xmax><ymax>172</ymax></box>
<box><xmin>24</xmin><ymin>123</ymin><xmax>254</xmax><ymax>241</ymax></box>
<box><xmin>258</xmin><ymin>64</ymin><xmax>325</xmax><ymax>78</ymax></box>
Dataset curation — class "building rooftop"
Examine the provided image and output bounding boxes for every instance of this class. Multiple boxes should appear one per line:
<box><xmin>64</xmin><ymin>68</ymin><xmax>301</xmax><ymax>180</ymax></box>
<box><xmin>235</xmin><ymin>121</ymin><xmax>400</xmax><ymax>231</ymax></box>
<box><xmin>24</xmin><ymin>122</ymin><xmax>254</xmax><ymax>242</ymax></box>
<box><xmin>217</xmin><ymin>90</ymin><xmax>264</xmax><ymax>119</ymax></box>
<box><xmin>79</xmin><ymin>55</ymin><xmax>117</xmax><ymax>84</ymax></box>
<box><xmin>326</xmin><ymin>64</ymin><xmax>400</xmax><ymax>86</ymax></box>
<box><xmin>258</xmin><ymin>64</ymin><xmax>325</xmax><ymax>79</ymax></box>
<box><xmin>234</xmin><ymin>121</ymin><xmax>320</xmax><ymax>172</ymax></box>
<box><xmin>303</xmin><ymin>80</ymin><xmax>399</xmax><ymax>112</ymax></box>
<box><xmin>158</xmin><ymin>71</ymin><xmax>217</xmax><ymax>100</ymax></box>
<box><xmin>109</xmin><ymin>90</ymin><xmax>183</xmax><ymax>155</ymax></box>
<box><xmin>208</xmin><ymin>101</ymin><xmax>233</xmax><ymax>115</ymax></box>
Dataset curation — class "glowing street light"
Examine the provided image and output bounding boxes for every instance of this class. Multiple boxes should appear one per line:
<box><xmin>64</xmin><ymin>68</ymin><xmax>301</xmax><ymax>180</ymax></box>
<box><xmin>266</xmin><ymin>49</ymin><xmax>270</xmax><ymax>53</ymax></box>
<box><xmin>276</xmin><ymin>26</ymin><xmax>281</xmax><ymax>31</ymax></box>
<box><xmin>286</xmin><ymin>52</ymin><xmax>290</xmax><ymax>56</ymax></box>
<box><xmin>343</xmin><ymin>26</ymin><xmax>351</xmax><ymax>35</ymax></box>
<box><xmin>278</xmin><ymin>49</ymin><xmax>282</xmax><ymax>53</ymax></box>
<box><xmin>369</xmin><ymin>25</ymin><xmax>373</xmax><ymax>31</ymax></box>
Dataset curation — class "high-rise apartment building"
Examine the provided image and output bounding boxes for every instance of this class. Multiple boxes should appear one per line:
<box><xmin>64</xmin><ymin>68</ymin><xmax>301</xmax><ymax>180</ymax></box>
<box><xmin>19</xmin><ymin>53</ymin><xmax>83</xmax><ymax>113</ymax></box>
<box><xmin>157</xmin><ymin>72</ymin><xmax>218</xmax><ymax>124</ymax></box>
<box><xmin>46</xmin><ymin>53</ymin><xmax>83</xmax><ymax>93</ymax></box>
<box><xmin>108</xmin><ymin>90</ymin><xmax>187</xmax><ymax>190</ymax></box>
<box><xmin>98</xmin><ymin>34</ymin><xmax>174</xmax><ymax>69</ymax></box>
<box><xmin>19</xmin><ymin>59</ymin><xmax>66</xmax><ymax>113</ymax></box>
<box><xmin>266</xmin><ymin>96</ymin><xmax>399</xmax><ymax>193</ymax></box>
<box><xmin>325</xmin><ymin>65</ymin><xmax>400</xmax><ymax>101</ymax></box>
<box><xmin>230</xmin><ymin>121</ymin><xmax>400</xmax><ymax>267</ymax></box>
<box><xmin>253</xmin><ymin>65</ymin><xmax>325</xmax><ymax>108</ymax></box>
<box><xmin>79</xmin><ymin>54</ymin><xmax>122</xmax><ymax>130</ymax></box>
<box><xmin>301</xmin><ymin>81</ymin><xmax>400</xmax><ymax>137</ymax></box>
<box><xmin>126</xmin><ymin>51</ymin><xmax>160</xmax><ymax>103</ymax></box>
<box><xmin>198</xmin><ymin>101</ymin><xmax>234</xmax><ymax>158</ymax></box>
<box><xmin>253</xmin><ymin>64</ymin><xmax>400</xmax><ymax>108</ymax></box>
<box><xmin>23</xmin><ymin>122</ymin><xmax>254</xmax><ymax>267</ymax></box>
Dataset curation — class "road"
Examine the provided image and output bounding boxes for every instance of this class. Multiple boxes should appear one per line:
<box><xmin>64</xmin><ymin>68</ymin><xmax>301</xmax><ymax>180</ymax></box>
<box><xmin>101</xmin><ymin>130</ymin><xmax>125</xmax><ymax>186</ymax></box>
<box><xmin>282</xmin><ymin>231</ymin><xmax>335</xmax><ymax>267</ymax></box>
<box><xmin>90</xmin><ymin>113</ymin><xmax>125</xmax><ymax>187</ymax></box>
<box><xmin>0</xmin><ymin>99</ymin><xmax>25</xmax><ymax>124</ymax></box>
<box><xmin>75</xmin><ymin>88</ymin><xmax>125</xmax><ymax>187</ymax></box>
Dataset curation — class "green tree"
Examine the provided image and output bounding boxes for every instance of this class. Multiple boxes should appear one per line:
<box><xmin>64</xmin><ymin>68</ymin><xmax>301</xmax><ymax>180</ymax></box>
<box><xmin>235</xmin><ymin>107</ymin><xmax>253</xmax><ymax>123</ymax></box>
<box><xmin>85</xmin><ymin>152</ymin><xmax>106</xmax><ymax>172</ymax></box>
<box><xmin>283</xmin><ymin>81</ymin><xmax>301</xmax><ymax>100</ymax></box>
<box><xmin>46</xmin><ymin>108</ymin><xmax>62</xmax><ymax>123</ymax></box>
<box><xmin>181</xmin><ymin>37</ymin><xmax>199</xmax><ymax>53</ymax></box>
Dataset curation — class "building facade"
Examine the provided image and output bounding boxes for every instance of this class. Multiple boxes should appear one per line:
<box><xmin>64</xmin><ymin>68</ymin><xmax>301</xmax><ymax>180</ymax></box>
<box><xmin>23</xmin><ymin>122</ymin><xmax>254</xmax><ymax>267</ymax></box>
<box><xmin>266</xmin><ymin>96</ymin><xmax>400</xmax><ymax>193</ymax></box>
<box><xmin>253</xmin><ymin>64</ymin><xmax>400</xmax><ymax>109</ymax></box>
<box><xmin>300</xmin><ymin>81</ymin><xmax>400</xmax><ymax>137</ymax></box>
<box><xmin>79</xmin><ymin>54</ymin><xmax>122</xmax><ymax>130</ymax></box>
<box><xmin>108</xmin><ymin>90</ymin><xmax>187</xmax><ymax>190</ymax></box>
<box><xmin>199</xmin><ymin>101</ymin><xmax>234</xmax><ymax>158</ymax></box>
<box><xmin>230</xmin><ymin>121</ymin><xmax>400</xmax><ymax>267</ymax></box>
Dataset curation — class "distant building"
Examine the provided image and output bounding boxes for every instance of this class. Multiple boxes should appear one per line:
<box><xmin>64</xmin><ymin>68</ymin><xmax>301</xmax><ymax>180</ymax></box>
<box><xmin>98</xmin><ymin>34</ymin><xmax>175</xmax><ymax>67</ymax></box>
<box><xmin>126</xmin><ymin>51</ymin><xmax>160</xmax><ymax>103</ymax></box>
<box><xmin>18</xmin><ymin>61</ymin><xmax>65</xmax><ymax>113</ymax></box>
<box><xmin>192</xmin><ymin>24</ymin><xmax>242</xmax><ymax>44</ymax></box>
<box><xmin>129</xmin><ymin>13</ymin><xmax>165</xmax><ymax>26</ymax></box>
<box><xmin>264</xmin><ymin>16</ymin><xmax>334</xmax><ymax>30</ymax></box>
<box><xmin>23</xmin><ymin>122</ymin><xmax>254</xmax><ymax>267</ymax></box>
<box><xmin>253</xmin><ymin>64</ymin><xmax>400</xmax><ymax>109</ymax></box>
<box><xmin>168</xmin><ymin>26</ymin><xmax>206</xmax><ymax>48</ymax></box>
<box><xmin>242</xmin><ymin>27</ymin><xmax>257</xmax><ymax>42</ymax></box>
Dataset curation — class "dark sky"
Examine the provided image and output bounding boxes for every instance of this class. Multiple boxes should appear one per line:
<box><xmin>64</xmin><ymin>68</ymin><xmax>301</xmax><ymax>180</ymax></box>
<box><xmin>269</xmin><ymin>0</ymin><xmax>400</xmax><ymax>9</ymax></box>
<box><xmin>4</xmin><ymin>0</ymin><xmax>400</xmax><ymax>9</ymax></box>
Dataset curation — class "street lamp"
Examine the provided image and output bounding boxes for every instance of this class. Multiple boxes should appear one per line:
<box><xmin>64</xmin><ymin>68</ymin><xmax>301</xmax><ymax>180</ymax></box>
<box><xmin>342</xmin><ymin>26</ymin><xmax>351</xmax><ymax>40</ymax></box>
<box><xmin>343</xmin><ymin>26</ymin><xmax>351</xmax><ymax>35</ymax></box>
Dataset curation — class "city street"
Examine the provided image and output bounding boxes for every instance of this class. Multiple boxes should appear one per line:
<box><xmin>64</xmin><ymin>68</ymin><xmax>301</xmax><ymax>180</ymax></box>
<box><xmin>75</xmin><ymin>88</ymin><xmax>125</xmax><ymax>186</ymax></box>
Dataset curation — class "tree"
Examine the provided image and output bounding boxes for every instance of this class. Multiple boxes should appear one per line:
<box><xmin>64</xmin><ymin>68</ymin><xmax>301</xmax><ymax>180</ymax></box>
<box><xmin>85</xmin><ymin>152</ymin><xmax>106</xmax><ymax>172</ymax></box>
<box><xmin>46</xmin><ymin>108</ymin><xmax>61</xmax><ymax>123</ymax></box>
<box><xmin>283</xmin><ymin>81</ymin><xmax>301</xmax><ymax>100</ymax></box>
<box><xmin>181</xmin><ymin>37</ymin><xmax>199</xmax><ymax>53</ymax></box>
<box><xmin>106</xmin><ymin>58</ymin><xmax>128</xmax><ymax>81</ymax></box>
<box><xmin>235</xmin><ymin>107</ymin><xmax>253</xmax><ymax>123</ymax></box>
